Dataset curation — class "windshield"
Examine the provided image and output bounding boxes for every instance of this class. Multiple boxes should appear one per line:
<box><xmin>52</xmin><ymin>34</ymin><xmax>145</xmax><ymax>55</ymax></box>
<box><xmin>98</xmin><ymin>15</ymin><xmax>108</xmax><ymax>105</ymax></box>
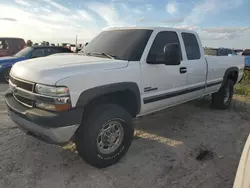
<box><xmin>82</xmin><ymin>29</ymin><xmax>153</xmax><ymax>61</ymax></box>
<box><xmin>14</xmin><ymin>47</ymin><xmax>33</xmax><ymax>57</ymax></box>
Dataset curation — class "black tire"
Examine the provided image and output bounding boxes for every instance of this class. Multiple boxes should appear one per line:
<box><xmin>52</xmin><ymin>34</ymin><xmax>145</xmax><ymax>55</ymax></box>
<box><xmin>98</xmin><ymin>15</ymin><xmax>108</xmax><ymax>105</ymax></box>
<box><xmin>0</xmin><ymin>67</ymin><xmax>11</xmax><ymax>83</ymax></box>
<box><xmin>212</xmin><ymin>79</ymin><xmax>234</xmax><ymax>109</ymax></box>
<box><xmin>75</xmin><ymin>104</ymin><xmax>134</xmax><ymax>168</ymax></box>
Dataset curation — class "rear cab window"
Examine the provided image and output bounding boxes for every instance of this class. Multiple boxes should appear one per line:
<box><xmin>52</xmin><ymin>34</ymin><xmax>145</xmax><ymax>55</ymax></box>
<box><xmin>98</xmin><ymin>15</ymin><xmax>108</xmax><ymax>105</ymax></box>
<box><xmin>181</xmin><ymin>33</ymin><xmax>201</xmax><ymax>60</ymax></box>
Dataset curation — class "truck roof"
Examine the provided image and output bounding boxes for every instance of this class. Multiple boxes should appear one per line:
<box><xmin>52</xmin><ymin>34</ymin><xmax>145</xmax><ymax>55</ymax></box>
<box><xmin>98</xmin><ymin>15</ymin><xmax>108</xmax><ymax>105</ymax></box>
<box><xmin>105</xmin><ymin>26</ymin><xmax>197</xmax><ymax>34</ymax></box>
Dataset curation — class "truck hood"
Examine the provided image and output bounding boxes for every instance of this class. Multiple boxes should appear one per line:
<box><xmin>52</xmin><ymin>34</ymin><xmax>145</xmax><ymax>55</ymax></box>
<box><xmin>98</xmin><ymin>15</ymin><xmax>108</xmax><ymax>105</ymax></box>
<box><xmin>0</xmin><ymin>56</ymin><xmax>26</xmax><ymax>63</ymax></box>
<box><xmin>10</xmin><ymin>54</ymin><xmax>129</xmax><ymax>85</ymax></box>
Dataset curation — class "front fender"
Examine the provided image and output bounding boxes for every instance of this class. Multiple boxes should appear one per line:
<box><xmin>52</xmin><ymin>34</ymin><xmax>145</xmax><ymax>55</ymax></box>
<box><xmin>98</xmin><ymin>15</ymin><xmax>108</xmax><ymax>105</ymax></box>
<box><xmin>76</xmin><ymin>82</ymin><xmax>141</xmax><ymax>114</ymax></box>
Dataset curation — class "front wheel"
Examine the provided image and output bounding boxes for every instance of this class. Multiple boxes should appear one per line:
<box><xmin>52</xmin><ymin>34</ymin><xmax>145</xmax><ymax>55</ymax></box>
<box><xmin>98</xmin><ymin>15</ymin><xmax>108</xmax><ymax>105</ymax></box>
<box><xmin>75</xmin><ymin>104</ymin><xmax>134</xmax><ymax>168</ymax></box>
<box><xmin>212</xmin><ymin>79</ymin><xmax>234</xmax><ymax>109</ymax></box>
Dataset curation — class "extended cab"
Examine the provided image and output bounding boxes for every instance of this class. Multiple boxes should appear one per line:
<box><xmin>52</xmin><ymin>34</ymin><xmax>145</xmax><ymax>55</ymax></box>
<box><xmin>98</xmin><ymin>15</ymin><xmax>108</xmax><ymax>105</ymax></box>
<box><xmin>5</xmin><ymin>27</ymin><xmax>245</xmax><ymax>168</ymax></box>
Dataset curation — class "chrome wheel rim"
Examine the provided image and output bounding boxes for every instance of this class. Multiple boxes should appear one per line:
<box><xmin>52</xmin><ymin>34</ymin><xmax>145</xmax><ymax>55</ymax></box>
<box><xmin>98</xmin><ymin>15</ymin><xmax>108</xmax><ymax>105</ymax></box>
<box><xmin>97</xmin><ymin>119</ymin><xmax>124</xmax><ymax>155</ymax></box>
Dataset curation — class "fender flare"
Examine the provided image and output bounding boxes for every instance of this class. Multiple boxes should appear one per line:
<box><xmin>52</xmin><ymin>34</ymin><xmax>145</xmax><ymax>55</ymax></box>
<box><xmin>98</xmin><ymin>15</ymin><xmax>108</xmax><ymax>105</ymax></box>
<box><xmin>76</xmin><ymin>82</ymin><xmax>141</xmax><ymax>114</ymax></box>
<box><xmin>222</xmin><ymin>67</ymin><xmax>239</xmax><ymax>87</ymax></box>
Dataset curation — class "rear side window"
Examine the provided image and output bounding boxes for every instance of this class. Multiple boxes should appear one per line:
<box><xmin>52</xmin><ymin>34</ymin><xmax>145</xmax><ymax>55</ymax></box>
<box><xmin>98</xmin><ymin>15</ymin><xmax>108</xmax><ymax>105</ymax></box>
<box><xmin>147</xmin><ymin>31</ymin><xmax>181</xmax><ymax>63</ymax></box>
<box><xmin>182</xmin><ymin>33</ymin><xmax>201</xmax><ymax>60</ymax></box>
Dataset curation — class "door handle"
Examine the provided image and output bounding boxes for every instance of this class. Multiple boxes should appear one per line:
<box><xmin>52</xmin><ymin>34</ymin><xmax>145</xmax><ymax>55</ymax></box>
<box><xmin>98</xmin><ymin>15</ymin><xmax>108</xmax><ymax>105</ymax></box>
<box><xmin>180</xmin><ymin>67</ymin><xmax>187</xmax><ymax>74</ymax></box>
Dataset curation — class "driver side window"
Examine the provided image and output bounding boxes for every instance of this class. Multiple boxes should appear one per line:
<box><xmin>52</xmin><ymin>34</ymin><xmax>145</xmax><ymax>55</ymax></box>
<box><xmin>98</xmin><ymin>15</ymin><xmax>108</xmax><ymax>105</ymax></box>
<box><xmin>147</xmin><ymin>31</ymin><xmax>181</xmax><ymax>64</ymax></box>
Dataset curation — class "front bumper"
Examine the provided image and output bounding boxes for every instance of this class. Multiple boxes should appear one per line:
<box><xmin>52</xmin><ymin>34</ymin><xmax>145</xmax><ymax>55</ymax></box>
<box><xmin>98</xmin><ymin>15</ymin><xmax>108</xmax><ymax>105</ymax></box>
<box><xmin>5</xmin><ymin>92</ymin><xmax>83</xmax><ymax>145</ymax></box>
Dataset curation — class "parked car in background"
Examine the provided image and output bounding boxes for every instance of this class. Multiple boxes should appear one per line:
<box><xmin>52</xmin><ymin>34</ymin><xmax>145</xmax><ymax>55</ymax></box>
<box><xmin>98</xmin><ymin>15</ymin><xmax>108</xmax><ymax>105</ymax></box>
<box><xmin>0</xmin><ymin>46</ymin><xmax>72</xmax><ymax>82</ymax></box>
<box><xmin>204</xmin><ymin>47</ymin><xmax>217</xmax><ymax>56</ymax></box>
<box><xmin>204</xmin><ymin>47</ymin><xmax>237</xmax><ymax>56</ymax></box>
<box><xmin>242</xmin><ymin>49</ymin><xmax>250</xmax><ymax>70</ymax></box>
<box><xmin>217</xmin><ymin>48</ymin><xmax>236</xmax><ymax>56</ymax></box>
<box><xmin>235</xmin><ymin>49</ymin><xmax>244</xmax><ymax>55</ymax></box>
<box><xmin>0</xmin><ymin>38</ymin><xmax>25</xmax><ymax>57</ymax></box>
<box><xmin>61</xmin><ymin>43</ymin><xmax>69</xmax><ymax>47</ymax></box>
<box><xmin>66</xmin><ymin>44</ymin><xmax>76</xmax><ymax>52</ymax></box>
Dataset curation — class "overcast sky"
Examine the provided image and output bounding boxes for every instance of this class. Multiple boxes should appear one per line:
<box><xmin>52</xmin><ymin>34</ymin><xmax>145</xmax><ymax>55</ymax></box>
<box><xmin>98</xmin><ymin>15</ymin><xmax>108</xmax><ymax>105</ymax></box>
<box><xmin>0</xmin><ymin>0</ymin><xmax>250</xmax><ymax>48</ymax></box>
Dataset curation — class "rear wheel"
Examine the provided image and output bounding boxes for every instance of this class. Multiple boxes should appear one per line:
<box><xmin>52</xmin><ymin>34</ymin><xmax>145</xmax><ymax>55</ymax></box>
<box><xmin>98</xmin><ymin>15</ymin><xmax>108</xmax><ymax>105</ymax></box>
<box><xmin>212</xmin><ymin>79</ymin><xmax>234</xmax><ymax>109</ymax></box>
<box><xmin>0</xmin><ymin>67</ymin><xmax>11</xmax><ymax>83</ymax></box>
<box><xmin>75</xmin><ymin>104</ymin><xmax>134</xmax><ymax>168</ymax></box>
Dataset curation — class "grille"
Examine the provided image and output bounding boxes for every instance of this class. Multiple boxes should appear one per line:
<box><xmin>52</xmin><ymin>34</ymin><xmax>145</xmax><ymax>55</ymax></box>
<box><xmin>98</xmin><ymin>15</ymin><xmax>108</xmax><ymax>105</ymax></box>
<box><xmin>9</xmin><ymin>75</ymin><xmax>34</xmax><ymax>92</ymax></box>
<box><xmin>14</xmin><ymin>94</ymin><xmax>34</xmax><ymax>107</ymax></box>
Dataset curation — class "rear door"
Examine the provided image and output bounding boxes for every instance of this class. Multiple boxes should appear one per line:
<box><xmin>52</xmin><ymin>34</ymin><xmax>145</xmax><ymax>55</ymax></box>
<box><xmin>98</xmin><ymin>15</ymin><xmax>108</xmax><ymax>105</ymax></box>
<box><xmin>140</xmin><ymin>30</ymin><xmax>188</xmax><ymax>114</ymax></box>
<box><xmin>181</xmin><ymin>32</ymin><xmax>206</xmax><ymax>98</ymax></box>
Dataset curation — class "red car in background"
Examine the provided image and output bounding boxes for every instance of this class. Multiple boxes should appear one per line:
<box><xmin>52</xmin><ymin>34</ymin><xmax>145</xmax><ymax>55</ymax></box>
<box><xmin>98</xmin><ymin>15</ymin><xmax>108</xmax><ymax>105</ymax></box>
<box><xmin>0</xmin><ymin>38</ymin><xmax>26</xmax><ymax>57</ymax></box>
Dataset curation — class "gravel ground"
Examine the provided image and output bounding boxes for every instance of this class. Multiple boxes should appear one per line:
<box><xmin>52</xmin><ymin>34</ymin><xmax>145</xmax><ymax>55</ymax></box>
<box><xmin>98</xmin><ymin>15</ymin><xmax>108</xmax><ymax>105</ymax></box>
<box><xmin>0</xmin><ymin>91</ymin><xmax>250</xmax><ymax>188</ymax></box>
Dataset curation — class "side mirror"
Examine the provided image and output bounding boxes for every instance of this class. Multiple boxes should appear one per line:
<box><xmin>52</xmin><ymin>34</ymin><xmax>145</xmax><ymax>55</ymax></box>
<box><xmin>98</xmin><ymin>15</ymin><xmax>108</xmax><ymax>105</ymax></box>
<box><xmin>164</xmin><ymin>43</ymin><xmax>181</xmax><ymax>65</ymax></box>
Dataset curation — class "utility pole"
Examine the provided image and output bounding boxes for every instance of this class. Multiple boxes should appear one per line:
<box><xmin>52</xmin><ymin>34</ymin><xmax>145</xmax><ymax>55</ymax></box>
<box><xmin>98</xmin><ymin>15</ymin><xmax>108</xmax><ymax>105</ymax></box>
<box><xmin>75</xmin><ymin>35</ymin><xmax>78</xmax><ymax>47</ymax></box>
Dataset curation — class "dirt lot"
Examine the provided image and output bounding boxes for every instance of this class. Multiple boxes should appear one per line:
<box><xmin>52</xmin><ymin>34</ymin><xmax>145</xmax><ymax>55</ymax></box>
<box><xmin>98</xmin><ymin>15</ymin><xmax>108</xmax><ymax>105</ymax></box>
<box><xmin>0</xmin><ymin>91</ymin><xmax>250</xmax><ymax>188</ymax></box>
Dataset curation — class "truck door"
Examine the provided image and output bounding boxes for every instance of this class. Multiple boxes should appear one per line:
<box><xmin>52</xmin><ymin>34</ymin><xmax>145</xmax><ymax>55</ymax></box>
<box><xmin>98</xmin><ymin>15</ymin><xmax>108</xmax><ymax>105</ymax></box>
<box><xmin>140</xmin><ymin>30</ymin><xmax>188</xmax><ymax>114</ymax></box>
<box><xmin>181</xmin><ymin>32</ymin><xmax>206</xmax><ymax>98</ymax></box>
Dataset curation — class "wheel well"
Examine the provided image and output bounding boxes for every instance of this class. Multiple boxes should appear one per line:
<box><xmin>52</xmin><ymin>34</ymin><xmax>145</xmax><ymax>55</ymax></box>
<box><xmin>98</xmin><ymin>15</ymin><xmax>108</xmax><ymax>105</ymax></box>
<box><xmin>85</xmin><ymin>90</ymin><xmax>139</xmax><ymax>118</ymax></box>
<box><xmin>227</xmin><ymin>71</ymin><xmax>238</xmax><ymax>84</ymax></box>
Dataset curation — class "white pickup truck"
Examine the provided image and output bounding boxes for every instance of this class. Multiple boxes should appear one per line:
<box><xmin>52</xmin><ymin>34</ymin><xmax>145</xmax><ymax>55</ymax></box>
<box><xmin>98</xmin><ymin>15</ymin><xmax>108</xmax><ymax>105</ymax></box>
<box><xmin>5</xmin><ymin>27</ymin><xmax>245</xmax><ymax>168</ymax></box>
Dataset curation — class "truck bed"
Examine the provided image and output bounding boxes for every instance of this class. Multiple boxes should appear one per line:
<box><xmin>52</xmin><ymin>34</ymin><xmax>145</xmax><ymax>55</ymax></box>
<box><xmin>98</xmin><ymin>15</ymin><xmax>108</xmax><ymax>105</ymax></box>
<box><xmin>205</xmin><ymin>55</ymin><xmax>245</xmax><ymax>83</ymax></box>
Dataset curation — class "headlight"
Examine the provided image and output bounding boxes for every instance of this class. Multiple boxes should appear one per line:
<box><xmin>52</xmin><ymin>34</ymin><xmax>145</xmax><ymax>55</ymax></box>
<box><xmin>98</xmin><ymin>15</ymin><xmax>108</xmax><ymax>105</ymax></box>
<box><xmin>35</xmin><ymin>84</ymin><xmax>69</xmax><ymax>97</ymax></box>
<box><xmin>35</xmin><ymin>84</ymin><xmax>71</xmax><ymax>112</ymax></box>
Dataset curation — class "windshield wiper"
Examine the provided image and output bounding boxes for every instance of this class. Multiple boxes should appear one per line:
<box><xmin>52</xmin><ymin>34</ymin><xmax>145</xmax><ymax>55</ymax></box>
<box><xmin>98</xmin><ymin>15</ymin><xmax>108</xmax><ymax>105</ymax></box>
<box><xmin>87</xmin><ymin>52</ymin><xmax>116</xmax><ymax>59</ymax></box>
<box><xmin>99</xmin><ymin>52</ymin><xmax>116</xmax><ymax>59</ymax></box>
